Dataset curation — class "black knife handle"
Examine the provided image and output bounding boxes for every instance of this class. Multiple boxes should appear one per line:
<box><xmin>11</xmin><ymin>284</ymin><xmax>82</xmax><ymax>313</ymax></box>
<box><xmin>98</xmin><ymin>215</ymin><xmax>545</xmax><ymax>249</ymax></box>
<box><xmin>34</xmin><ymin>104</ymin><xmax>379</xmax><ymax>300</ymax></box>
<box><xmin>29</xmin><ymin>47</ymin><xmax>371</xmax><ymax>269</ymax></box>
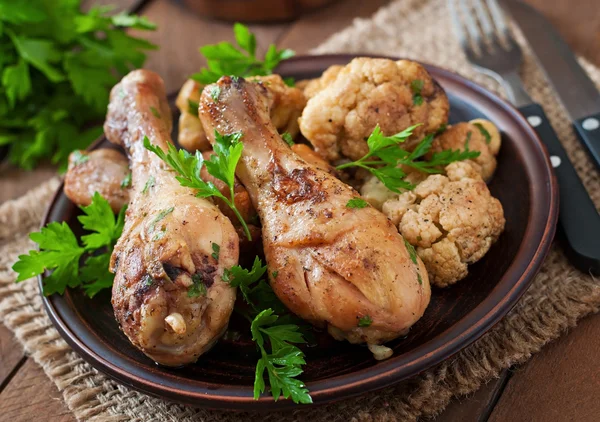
<box><xmin>573</xmin><ymin>113</ymin><xmax>600</xmax><ymax>170</ymax></box>
<box><xmin>519</xmin><ymin>103</ymin><xmax>600</xmax><ymax>274</ymax></box>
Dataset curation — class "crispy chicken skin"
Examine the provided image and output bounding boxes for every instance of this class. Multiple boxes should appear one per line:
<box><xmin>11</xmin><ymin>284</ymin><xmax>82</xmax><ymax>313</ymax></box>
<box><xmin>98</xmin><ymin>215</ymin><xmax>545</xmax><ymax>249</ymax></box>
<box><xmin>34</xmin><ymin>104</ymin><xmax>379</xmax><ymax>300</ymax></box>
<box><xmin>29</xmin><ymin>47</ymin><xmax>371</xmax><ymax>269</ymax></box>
<box><xmin>64</xmin><ymin>148</ymin><xmax>130</xmax><ymax>213</ymax></box>
<box><xmin>176</xmin><ymin>75</ymin><xmax>306</xmax><ymax>152</ymax></box>
<box><xmin>198</xmin><ymin>76</ymin><xmax>431</xmax><ymax>346</ymax></box>
<box><xmin>104</xmin><ymin>70</ymin><xmax>239</xmax><ymax>366</ymax></box>
<box><xmin>299</xmin><ymin>58</ymin><xmax>450</xmax><ymax>161</ymax></box>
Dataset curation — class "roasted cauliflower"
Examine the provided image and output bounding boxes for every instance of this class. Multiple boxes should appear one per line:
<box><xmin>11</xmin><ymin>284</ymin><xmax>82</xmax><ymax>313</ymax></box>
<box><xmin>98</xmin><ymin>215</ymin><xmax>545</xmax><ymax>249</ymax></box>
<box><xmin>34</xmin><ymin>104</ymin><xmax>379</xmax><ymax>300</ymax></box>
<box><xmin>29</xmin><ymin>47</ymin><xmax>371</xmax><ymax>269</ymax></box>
<box><xmin>299</xmin><ymin>58</ymin><xmax>450</xmax><ymax>162</ymax></box>
<box><xmin>175</xmin><ymin>75</ymin><xmax>306</xmax><ymax>152</ymax></box>
<box><xmin>382</xmin><ymin>161</ymin><xmax>505</xmax><ymax>287</ymax></box>
<box><xmin>300</xmin><ymin>64</ymin><xmax>343</xmax><ymax>99</ymax></box>
<box><xmin>430</xmin><ymin>120</ymin><xmax>501</xmax><ymax>181</ymax></box>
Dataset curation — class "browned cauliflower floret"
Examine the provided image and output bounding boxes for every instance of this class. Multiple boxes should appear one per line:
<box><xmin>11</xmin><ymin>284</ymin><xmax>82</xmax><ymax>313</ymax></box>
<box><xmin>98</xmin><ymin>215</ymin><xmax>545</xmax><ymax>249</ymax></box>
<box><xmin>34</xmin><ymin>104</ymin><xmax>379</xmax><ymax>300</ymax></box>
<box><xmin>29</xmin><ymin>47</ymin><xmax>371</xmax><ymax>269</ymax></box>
<box><xmin>175</xmin><ymin>75</ymin><xmax>306</xmax><ymax>152</ymax></box>
<box><xmin>299</xmin><ymin>57</ymin><xmax>450</xmax><ymax>162</ymax></box>
<box><xmin>382</xmin><ymin>161</ymin><xmax>505</xmax><ymax>287</ymax></box>
<box><xmin>430</xmin><ymin>120</ymin><xmax>501</xmax><ymax>181</ymax></box>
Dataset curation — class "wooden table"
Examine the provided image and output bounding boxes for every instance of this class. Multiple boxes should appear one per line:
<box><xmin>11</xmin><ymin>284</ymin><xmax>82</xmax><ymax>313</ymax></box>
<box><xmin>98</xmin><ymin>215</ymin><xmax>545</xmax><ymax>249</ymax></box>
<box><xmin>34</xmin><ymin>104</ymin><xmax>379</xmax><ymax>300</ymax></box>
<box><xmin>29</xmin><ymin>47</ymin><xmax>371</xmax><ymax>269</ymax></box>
<box><xmin>1</xmin><ymin>1</ymin><xmax>599</xmax><ymax>420</ymax></box>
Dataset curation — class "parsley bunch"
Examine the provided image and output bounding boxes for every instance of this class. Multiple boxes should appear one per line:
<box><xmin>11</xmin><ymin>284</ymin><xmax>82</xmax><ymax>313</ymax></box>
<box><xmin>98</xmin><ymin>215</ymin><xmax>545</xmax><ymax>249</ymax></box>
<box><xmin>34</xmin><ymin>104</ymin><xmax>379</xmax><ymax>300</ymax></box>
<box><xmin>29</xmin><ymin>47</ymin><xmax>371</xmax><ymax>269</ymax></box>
<box><xmin>191</xmin><ymin>23</ymin><xmax>295</xmax><ymax>85</ymax></box>
<box><xmin>0</xmin><ymin>1</ymin><xmax>156</xmax><ymax>170</ymax></box>
<box><xmin>336</xmin><ymin>124</ymin><xmax>481</xmax><ymax>193</ymax></box>
<box><xmin>13</xmin><ymin>193</ymin><xmax>126</xmax><ymax>297</ymax></box>
<box><xmin>223</xmin><ymin>257</ymin><xmax>312</xmax><ymax>404</ymax></box>
<box><xmin>144</xmin><ymin>131</ymin><xmax>252</xmax><ymax>240</ymax></box>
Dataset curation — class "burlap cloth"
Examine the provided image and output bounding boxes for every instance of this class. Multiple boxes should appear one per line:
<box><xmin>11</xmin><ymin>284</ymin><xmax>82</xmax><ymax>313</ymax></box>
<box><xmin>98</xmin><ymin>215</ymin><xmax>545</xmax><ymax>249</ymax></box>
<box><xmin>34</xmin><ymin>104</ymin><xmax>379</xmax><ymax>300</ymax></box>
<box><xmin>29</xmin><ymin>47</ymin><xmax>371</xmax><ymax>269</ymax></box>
<box><xmin>1</xmin><ymin>0</ymin><xmax>599</xmax><ymax>420</ymax></box>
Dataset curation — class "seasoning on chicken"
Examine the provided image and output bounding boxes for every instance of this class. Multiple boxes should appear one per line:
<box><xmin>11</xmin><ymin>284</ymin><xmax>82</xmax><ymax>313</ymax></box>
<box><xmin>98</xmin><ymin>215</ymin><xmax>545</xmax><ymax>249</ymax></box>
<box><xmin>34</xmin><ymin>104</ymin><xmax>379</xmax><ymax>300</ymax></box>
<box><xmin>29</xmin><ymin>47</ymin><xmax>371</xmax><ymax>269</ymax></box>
<box><xmin>64</xmin><ymin>148</ymin><xmax>130</xmax><ymax>213</ymax></box>
<box><xmin>299</xmin><ymin>58</ymin><xmax>450</xmax><ymax>162</ymax></box>
<box><xmin>382</xmin><ymin>161</ymin><xmax>505</xmax><ymax>287</ymax></box>
<box><xmin>104</xmin><ymin>70</ymin><xmax>239</xmax><ymax>366</ymax></box>
<box><xmin>175</xmin><ymin>74</ymin><xmax>306</xmax><ymax>152</ymax></box>
<box><xmin>198</xmin><ymin>76</ymin><xmax>431</xmax><ymax>348</ymax></box>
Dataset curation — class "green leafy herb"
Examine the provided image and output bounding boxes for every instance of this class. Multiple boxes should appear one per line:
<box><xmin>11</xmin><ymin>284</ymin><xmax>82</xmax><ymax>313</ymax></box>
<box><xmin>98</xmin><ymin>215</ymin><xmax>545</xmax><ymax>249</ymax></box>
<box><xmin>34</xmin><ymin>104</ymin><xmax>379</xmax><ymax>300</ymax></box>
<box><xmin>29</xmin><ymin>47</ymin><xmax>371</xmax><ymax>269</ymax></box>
<box><xmin>120</xmin><ymin>172</ymin><xmax>132</xmax><ymax>189</ymax></box>
<box><xmin>346</xmin><ymin>198</ymin><xmax>369</xmax><ymax>209</ymax></box>
<box><xmin>473</xmin><ymin>122</ymin><xmax>491</xmax><ymax>144</ymax></box>
<box><xmin>336</xmin><ymin>125</ymin><xmax>480</xmax><ymax>193</ymax></box>
<box><xmin>144</xmin><ymin>133</ymin><xmax>252</xmax><ymax>240</ymax></box>
<box><xmin>190</xmin><ymin>23</ymin><xmax>295</xmax><ymax>84</ymax></box>
<box><xmin>411</xmin><ymin>79</ymin><xmax>424</xmax><ymax>106</ymax></box>
<box><xmin>142</xmin><ymin>175</ymin><xmax>155</xmax><ymax>194</ymax></box>
<box><xmin>208</xmin><ymin>85</ymin><xmax>220</xmax><ymax>102</ymax></box>
<box><xmin>358</xmin><ymin>315</ymin><xmax>372</xmax><ymax>327</ymax></box>
<box><xmin>272</xmin><ymin>270</ymin><xmax>279</xmax><ymax>278</ymax></box>
<box><xmin>404</xmin><ymin>238</ymin><xmax>418</xmax><ymax>264</ymax></box>
<box><xmin>281</xmin><ymin>132</ymin><xmax>294</xmax><ymax>146</ymax></box>
<box><xmin>0</xmin><ymin>2</ymin><xmax>156</xmax><ymax>170</ymax></box>
<box><xmin>187</xmin><ymin>99</ymin><xmax>199</xmax><ymax>115</ymax></box>
<box><xmin>149</xmin><ymin>207</ymin><xmax>174</xmax><ymax>232</ymax></box>
<box><xmin>71</xmin><ymin>150</ymin><xmax>89</xmax><ymax>166</ymax></box>
<box><xmin>283</xmin><ymin>77</ymin><xmax>296</xmax><ymax>87</ymax></box>
<box><xmin>211</xmin><ymin>242</ymin><xmax>220</xmax><ymax>261</ymax></box>
<box><xmin>149</xmin><ymin>106</ymin><xmax>161</xmax><ymax>118</ymax></box>
<box><xmin>13</xmin><ymin>192</ymin><xmax>125</xmax><ymax>297</ymax></box>
<box><xmin>188</xmin><ymin>273</ymin><xmax>207</xmax><ymax>297</ymax></box>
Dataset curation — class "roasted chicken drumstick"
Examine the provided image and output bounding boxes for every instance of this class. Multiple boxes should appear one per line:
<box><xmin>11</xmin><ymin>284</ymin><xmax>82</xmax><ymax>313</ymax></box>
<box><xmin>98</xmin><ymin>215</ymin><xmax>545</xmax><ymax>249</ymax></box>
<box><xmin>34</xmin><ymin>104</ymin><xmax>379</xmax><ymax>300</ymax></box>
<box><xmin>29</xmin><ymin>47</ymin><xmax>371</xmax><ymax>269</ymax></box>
<box><xmin>199</xmin><ymin>77</ymin><xmax>431</xmax><ymax>347</ymax></box>
<box><xmin>104</xmin><ymin>70</ymin><xmax>239</xmax><ymax>366</ymax></box>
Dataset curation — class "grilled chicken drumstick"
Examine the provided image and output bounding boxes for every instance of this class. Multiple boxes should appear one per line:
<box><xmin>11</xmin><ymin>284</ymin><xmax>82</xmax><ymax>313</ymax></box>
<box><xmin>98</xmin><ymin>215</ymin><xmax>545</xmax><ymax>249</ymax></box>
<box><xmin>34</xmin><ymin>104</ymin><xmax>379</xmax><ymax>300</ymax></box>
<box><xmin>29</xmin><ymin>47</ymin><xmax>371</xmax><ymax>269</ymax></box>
<box><xmin>199</xmin><ymin>77</ymin><xmax>431</xmax><ymax>347</ymax></box>
<box><xmin>104</xmin><ymin>70</ymin><xmax>239</xmax><ymax>366</ymax></box>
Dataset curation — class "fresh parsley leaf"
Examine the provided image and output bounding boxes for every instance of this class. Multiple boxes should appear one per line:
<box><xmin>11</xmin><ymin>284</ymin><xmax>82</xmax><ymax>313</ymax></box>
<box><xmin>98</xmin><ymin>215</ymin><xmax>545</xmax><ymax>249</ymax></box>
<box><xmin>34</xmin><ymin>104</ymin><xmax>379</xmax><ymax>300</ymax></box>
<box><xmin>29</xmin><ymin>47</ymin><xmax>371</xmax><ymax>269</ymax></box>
<box><xmin>144</xmin><ymin>134</ymin><xmax>252</xmax><ymax>240</ymax></box>
<box><xmin>188</xmin><ymin>273</ymin><xmax>207</xmax><ymax>297</ymax></box>
<box><xmin>281</xmin><ymin>132</ymin><xmax>294</xmax><ymax>146</ymax></box>
<box><xmin>473</xmin><ymin>122</ymin><xmax>491</xmax><ymax>144</ymax></box>
<box><xmin>346</xmin><ymin>198</ymin><xmax>369</xmax><ymax>209</ymax></box>
<box><xmin>358</xmin><ymin>315</ymin><xmax>372</xmax><ymax>327</ymax></box>
<box><xmin>121</xmin><ymin>172</ymin><xmax>132</xmax><ymax>189</ymax></box>
<box><xmin>71</xmin><ymin>150</ymin><xmax>89</xmax><ymax>166</ymax></box>
<box><xmin>208</xmin><ymin>85</ymin><xmax>220</xmax><ymax>102</ymax></box>
<box><xmin>211</xmin><ymin>242</ymin><xmax>220</xmax><ymax>261</ymax></box>
<box><xmin>149</xmin><ymin>207</ymin><xmax>174</xmax><ymax>233</ymax></box>
<box><xmin>404</xmin><ymin>238</ymin><xmax>418</xmax><ymax>264</ymax></box>
<box><xmin>336</xmin><ymin>124</ymin><xmax>480</xmax><ymax>193</ymax></box>
<box><xmin>190</xmin><ymin>23</ymin><xmax>295</xmax><ymax>84</ymax></box>
<box><xmin>0</xmin><ymin>4</ymin><xmax>156</xmax><ymax>170</ymax></box>
<box><xmin>272</xmin><ymin>270</ymin><xmax>279</xmax><ymax>278</ymax></box>
<box><xmin>13</xmin><ymin>193</ymin><xmax>126</xmax><ymax>296</ymax></box>
<box><xmin>283</xmin><ymin>77</ymin><xmax>295</xmax><ymax>87</ymax></box>
<box><xmin>142</xmin><ymin>175</ymin><xmax>155</xmax><ymax>193</ymax></box>
<box><xmin>187</xmin><ymin>99</ymin><xmax>199</xmax><ymax>115</ymax></box>
<box><xmin>149</xmin><ymin>106</ymin><xmax>161</xmax><ymax>118</ymax></box>
<box><xmin>411</xmin><ymin>79</ymin><xmax>424</xmax><ymax>106</ymax></box>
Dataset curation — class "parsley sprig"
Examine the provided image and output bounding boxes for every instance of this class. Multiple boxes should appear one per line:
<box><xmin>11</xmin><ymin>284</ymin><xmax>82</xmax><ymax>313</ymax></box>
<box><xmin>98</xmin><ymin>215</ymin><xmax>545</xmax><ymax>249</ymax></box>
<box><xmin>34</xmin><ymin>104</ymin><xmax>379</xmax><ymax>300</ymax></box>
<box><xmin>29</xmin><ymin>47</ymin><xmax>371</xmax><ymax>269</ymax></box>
<box><xmin>144</xmin><ymin>132</ymin><xmax>252</xmax><ymax>240</ymax></box>
<box><xmin>336</xmin><ymin>125</ymin><xmax>480</xmax><ymax>193</ymax></box>
<box><xmin>0</xmin><ymin>1</ymin><xmax>156</xmax><ymax>170</ymax></box>
<box><xmin>13</xmin><ymin>193</ymin><xmax>126</xmax><ymax>297</ymax></box>
<box><xmin>223</xmin><ymin>257</ymin><xmax>312</xmax><ymax>404</ymax></box>
<box><xmin>191</xmin><ymin>23</ymin><xmax>294</xmax><ymax>84</ymax></box>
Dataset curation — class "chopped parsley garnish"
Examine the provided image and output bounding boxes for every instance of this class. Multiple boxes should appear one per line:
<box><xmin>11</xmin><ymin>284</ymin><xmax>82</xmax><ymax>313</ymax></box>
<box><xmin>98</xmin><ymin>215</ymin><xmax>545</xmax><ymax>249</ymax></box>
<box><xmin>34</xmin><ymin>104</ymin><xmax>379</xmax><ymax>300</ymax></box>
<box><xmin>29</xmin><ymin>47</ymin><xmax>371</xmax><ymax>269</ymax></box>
<box><xmin>411</xmin><ymin>79</ymin><xmax>424</xmax><ymax>106</ymax></box>
<box><xmin>473</xmin><ymin>122</ymin><xmax>491</xmax><ymax>144</ymax></box>
<box><xmin>142</xmin><ymin>176</ymin><xmax>155</xmax><ymax>194</ymax></box>
<box><xmin>346</xmin><ymin>198</ymin><xmax>369</xmax><ymax>209</ymax></box>
<box><xmin>190</xmin><ymin>23</ymin><xmax>295</xmax><ymax>84</ymax></box>
<box><xmin>223</xmin><ymin>257</ymin><xmax>311</xmax><ymax>404</ymax></box>
<box><xmin>358</xmin><ymin>315</ymin><xmax>373</xmax><ymax>327</ymax></box>
<box><xmin>281</xmin><ymin>132</ymin><xmax>295</xmax><ymax>146</ymax></box>
<box><xmin>404</xmin><ymin>238</ymin><xmax>418</xmax><ymax>264</ymax></box>
<box><xmin>0</xmin><ymin>4</ymin><xmax>156</xmax><ymax>170</ymax></box>
<box><xmin>188</xmin><ymin>99</ymin><xmax>199</xmax><ymax>116</ymax></box>
<box><xmin>13</xmin><ymin>192</ymin><xmax>126</xmax><ymax>297</ymax></box>
<box><xmin>149</xmin><ymin>106</ymin><xmax>161</xmax><ymax>118</ymax></box>
<box><xmin>272</xmin><ymin>270</ymin><xmax>279</xmax><ymax>278</ymax></box>
<box><xmin>149</xmin><ymin>207</ymin><xmax>174</xmax><ymax>232</ymax></box>
<box><xmin>336</xmin><ymin>124</ymin><xmax>480</xmax><ymax>193</ymax></box>
<box><xmin>71</xmin><ymin>150</ymin><xmax>89</xmax><ymax>166</ymax></box>
<box><xmin>211</xmin><ymin>243</ymin><xmax>220</xmax><ymax>260</ymax></box>
<box><xmin>121</xmin><ymin>172</ymin><xmax>132</xmax><ymax>189</ymax></box>
<box><xmin>283</xmin><ymin>77</ymin><xmax>296</xmax><ymax>87</ymax></box>
<box><xmin>144</xmin><ymin>131</ymin><xmax>252</xmax><ymax>240</ymax></box>
<box><xmin>188</xmin><ymin>273</ymin><xmax>207</xmax><ymax>297</ymax></box>
<box><xmin>208</xmin><ymin>85</ymin><xmax>221</xmax><ymax>102</ymax></box>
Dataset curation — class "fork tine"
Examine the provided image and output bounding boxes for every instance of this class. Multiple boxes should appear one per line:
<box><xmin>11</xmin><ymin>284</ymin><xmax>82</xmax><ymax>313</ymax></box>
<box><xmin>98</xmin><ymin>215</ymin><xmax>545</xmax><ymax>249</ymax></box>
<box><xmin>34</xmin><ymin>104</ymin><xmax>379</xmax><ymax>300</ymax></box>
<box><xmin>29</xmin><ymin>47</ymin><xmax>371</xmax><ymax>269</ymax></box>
<box><xmin>448</xmin><ymin>0</ymin><xmax>469</xmax><ymax>48</ymax></box>
<box><xmin>486</xmin><ymin>0</ymin><xmax>509</xmax><ymax>36</ymax></box>
<box><xmin>459</xmin><ymin>0</ymin><xmax>483</xmax><ymax>48</ymax></box>
<box><xmin>472</xmin><ymin>0</ymin><xmax>496</xmax><ymax>41</ymax></box>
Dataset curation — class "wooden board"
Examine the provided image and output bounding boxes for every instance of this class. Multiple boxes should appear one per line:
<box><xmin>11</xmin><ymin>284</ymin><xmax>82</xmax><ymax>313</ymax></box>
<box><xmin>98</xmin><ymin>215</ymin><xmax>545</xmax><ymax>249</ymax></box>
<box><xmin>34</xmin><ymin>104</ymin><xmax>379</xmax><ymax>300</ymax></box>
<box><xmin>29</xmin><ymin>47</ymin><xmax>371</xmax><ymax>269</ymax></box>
<box><xmin>0</xmin><ymin>325</ymin><xmax>25</xmax><ymax>390</ymax></box>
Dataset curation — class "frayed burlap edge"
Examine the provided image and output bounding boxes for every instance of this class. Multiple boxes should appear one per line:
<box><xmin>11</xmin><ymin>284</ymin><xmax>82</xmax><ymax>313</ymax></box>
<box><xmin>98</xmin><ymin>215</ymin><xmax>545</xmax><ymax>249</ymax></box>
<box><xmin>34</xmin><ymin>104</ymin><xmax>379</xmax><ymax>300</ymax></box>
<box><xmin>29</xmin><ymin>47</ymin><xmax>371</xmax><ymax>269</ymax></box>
<box><xmin>1</xmin><ymin>0</ymin><xmax>599</xmax><ymax>420</ymax></box>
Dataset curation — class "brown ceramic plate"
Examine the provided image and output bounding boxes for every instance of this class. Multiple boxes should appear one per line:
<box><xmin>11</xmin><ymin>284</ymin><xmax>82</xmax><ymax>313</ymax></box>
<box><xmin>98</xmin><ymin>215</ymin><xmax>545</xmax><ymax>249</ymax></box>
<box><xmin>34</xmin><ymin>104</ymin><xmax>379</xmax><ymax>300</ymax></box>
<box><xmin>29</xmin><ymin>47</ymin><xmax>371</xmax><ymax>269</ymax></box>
<box><xmin>40</xmin><ymin>54</ymin><xmax>558</xmax><ymax>410</ymax></box>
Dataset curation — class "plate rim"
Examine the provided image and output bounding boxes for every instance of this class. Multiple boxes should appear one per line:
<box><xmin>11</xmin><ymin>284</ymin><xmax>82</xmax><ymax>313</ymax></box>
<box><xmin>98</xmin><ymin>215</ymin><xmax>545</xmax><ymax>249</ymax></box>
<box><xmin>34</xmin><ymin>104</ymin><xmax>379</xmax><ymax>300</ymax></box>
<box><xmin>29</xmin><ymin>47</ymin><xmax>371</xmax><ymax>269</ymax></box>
<box><xmin>39</xmin><ymin>53</ymin><xmax>559</xmax><ymax>410</ymax></box>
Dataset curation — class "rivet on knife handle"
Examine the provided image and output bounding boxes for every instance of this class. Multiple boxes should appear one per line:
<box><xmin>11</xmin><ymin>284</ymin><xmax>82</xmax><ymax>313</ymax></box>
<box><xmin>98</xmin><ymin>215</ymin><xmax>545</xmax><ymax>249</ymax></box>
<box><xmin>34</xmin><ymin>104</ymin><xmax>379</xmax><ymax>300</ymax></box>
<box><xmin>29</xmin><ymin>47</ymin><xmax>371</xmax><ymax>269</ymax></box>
<box><xmin>573</xmin><ymin>113</ymin><xmax>600</xmax><ymax>170</ymax></box>
<box><xmin>519</xmin><ymin>103</ymin><xmax>600</xmax><ymax>274</ymax></box>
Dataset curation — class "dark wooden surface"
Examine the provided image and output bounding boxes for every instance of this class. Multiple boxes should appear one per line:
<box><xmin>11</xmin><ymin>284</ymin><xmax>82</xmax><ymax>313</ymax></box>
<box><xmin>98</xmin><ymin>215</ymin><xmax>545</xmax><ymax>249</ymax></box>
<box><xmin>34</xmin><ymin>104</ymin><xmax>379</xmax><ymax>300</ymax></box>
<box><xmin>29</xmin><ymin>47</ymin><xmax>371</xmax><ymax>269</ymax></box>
<box><xmin>0</xmin><ymin>0</ymin><xmax>599</xmax><ymax>420</ymax></box>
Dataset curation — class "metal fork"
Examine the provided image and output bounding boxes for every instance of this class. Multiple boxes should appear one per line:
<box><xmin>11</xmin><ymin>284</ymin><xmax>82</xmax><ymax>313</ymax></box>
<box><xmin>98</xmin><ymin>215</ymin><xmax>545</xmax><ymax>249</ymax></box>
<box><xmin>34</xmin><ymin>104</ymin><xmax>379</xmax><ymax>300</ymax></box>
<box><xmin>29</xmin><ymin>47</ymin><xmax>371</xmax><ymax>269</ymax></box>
<box><xmin>448</xmin><ymin>0</ymin><xmax>600</xmax><ymax>273</ymax></box>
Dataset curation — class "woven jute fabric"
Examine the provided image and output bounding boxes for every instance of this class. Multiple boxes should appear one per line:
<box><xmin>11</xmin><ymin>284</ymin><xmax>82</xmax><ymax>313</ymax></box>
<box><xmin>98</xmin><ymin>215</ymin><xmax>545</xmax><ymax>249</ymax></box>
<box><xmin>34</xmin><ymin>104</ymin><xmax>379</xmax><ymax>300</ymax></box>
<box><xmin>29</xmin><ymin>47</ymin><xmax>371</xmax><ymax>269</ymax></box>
<box><xmin>1</xmin><ymin>0</ymin><xmax>599</xmax><ymax>420</ymax></box>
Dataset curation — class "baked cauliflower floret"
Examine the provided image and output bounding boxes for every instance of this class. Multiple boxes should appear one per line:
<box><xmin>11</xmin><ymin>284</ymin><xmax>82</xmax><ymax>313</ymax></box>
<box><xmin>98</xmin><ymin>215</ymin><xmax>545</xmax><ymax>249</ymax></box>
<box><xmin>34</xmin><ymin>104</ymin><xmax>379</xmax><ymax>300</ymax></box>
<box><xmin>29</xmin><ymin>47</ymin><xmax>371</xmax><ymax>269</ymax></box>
<box><xmin>430</xmin><ymin>120</ymin><xmax>501</xmax><ymax>181</ymax></box>
<box><xmin>299</xmin><ymin>57</ymin><xmax>450</xmax><ymax>162</ymax></box>
<box><xmin>175</xmin><ymin>75</ymin><xmax>306</xmax><ymax>152</ymax></box>
<box><xmin>382</xmin><ymin>161</ymin><xmax>505</xmax><ymax>287</ymax></box>
<box><xmin>300</xmin><ymin>64</ymin><xmax>343</xmax><ymax>99</ymax></box>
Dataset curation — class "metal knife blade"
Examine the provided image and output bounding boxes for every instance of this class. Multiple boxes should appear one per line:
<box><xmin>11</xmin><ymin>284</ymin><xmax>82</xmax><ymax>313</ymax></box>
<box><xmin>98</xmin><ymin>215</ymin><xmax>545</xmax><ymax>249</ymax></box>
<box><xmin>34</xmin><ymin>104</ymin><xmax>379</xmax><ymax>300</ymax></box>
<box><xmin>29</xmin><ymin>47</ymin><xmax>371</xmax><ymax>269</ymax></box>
<box><xmin>502</xmin><ymin>0</ymin><xmax>600</xmax><ymax>121</ymax></box>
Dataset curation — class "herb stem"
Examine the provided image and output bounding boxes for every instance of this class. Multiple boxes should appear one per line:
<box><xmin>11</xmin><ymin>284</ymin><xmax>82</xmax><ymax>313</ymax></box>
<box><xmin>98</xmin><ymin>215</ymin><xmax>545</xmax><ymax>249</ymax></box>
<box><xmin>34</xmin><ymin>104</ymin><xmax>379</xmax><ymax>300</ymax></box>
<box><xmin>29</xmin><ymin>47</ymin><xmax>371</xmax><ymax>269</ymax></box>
<box><xmin>224</xmin><ymin>193</ymin><xmax>252</xmax><ymax>241</ymax></box>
